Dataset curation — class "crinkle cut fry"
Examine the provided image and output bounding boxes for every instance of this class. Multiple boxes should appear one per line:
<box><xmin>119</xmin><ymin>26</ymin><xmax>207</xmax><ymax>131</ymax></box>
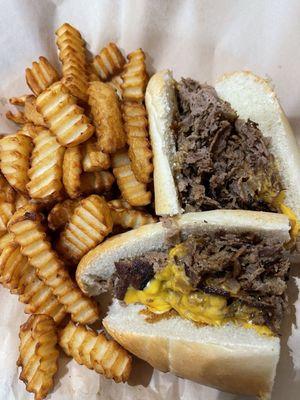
<box><xmin>82</xmin><ymin>138</ymin><xmax>111</xmax><ymax>172</ymax></box>
<box><xmin>36</xmin><ymin>81</ymin><xmax>94</xmax><ymax>147</ymax></box>
<box><xmin>8</xmin><ymin>204</ymin><xmax>100</xmax><ymax>324</ymax></box>
<box><xmin>93</xmin><ymin>42</ymin><xmax>125</xmax><ymax>81</ymax></box>
<box><xmin>48</xmin><ymin>199</ymin><xmax>79</xmax><ymax>231</ymax></box>
<box><xmin>59</xmin><ymin>321</ymin><xmax>132</xmax><ymax>382</ymax></box>
<box><xmin>24</xmin><ymin>95</ymin><xmax>47</xmax><ymax>127</ymax></box>
<box><xmin>6</xmin><ymin>110</ymin><xmax>27</xmax><ymax>125</ymax></box>
<box><xmin>108</xmin><ymin>200</ymin><xmax>156</xmax><ymax>229</ymax></box>
<box><xmin>0</xmin><ymin>133</ymin><xmax>33</xmax><ymax>193</ymax></box>
<box><xmin>112</xmin><ymin>149</ymin><xmax>151</xmax><ymax>206</ymax></box>
<box><xmin>56</xmin><ymin>195</ymin><xmax>113</xmax><ymax>263</ymax></box>
<box><xmin>81</xmin><ymin>171</ymin><xmax>115</xmax><ymax>195</ymax></box>
<box><xmin>18</xmin><ymin>314</ymin><xmax>59</xmax><ymax>400</ymax></box>
<box><xmin>123</xmin><ymin>102</ymin><xmax>153</xmax><ymax>183</ymax></box>
<box><xmin>88</xmin><ymin>81</ymin><xmax>126</xmax><ymax>154</ymax></box>
<box><xmin>27</xmin><ymin>128</ymin><xmax>65</xmax><ymax>202</ymax></box>
<box><xmin>0</xmin><ymin>243</ymin><xmax>66</xmax><ymax>324</ymax></box>
<box><xmin>62</xmin><ymin>146</ymin><xmax>82</xmax><ymax>199</ymax></box>
<box><xmin>26</xmin><ymin>56</ymin><xmax>59</xmax><ymax>96</ymax></box>
<box><xmin>122</xmin><ymin>48</ymin><xmax>148</xmax><ymax>102</ymax></box>
<box><xmin>56</xmin><ymin>23</ymin><xmax>88</xmax><ymax>102</ymax></box>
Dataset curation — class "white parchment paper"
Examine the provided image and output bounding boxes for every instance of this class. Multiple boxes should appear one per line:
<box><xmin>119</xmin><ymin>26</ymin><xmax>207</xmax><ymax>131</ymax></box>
<box><xmin>0</xmin><ymin>1</ymin><xmax>299</xmax><ymax>399</ymax></box>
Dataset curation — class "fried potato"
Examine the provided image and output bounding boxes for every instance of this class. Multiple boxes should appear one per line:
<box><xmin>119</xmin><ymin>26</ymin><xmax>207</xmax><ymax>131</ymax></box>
<box><xmin>0</xmin><ymin>201</ymin><xmax>15</xmax><ymax>232</ymax></box>
<box><xmin>27</xmin><ymin>129</ymin><xmax>65</xmax><ymax>202</ymax></box>
<box><xmin>59</xmin><ymin>320</ymin><xmax>132</xmax><ymax>382</ymax></box>
<box><xmin>82</xmin><ymin>138</ymin><xmax>111</xmax><ymax>172</ymax></box>
<box><xmin>81</xmin><ymin>171</ymin><xmax>115</xmax><ymax>195</ymax></box>
<box><xmin>112</xmin><ymin>149</ymin><xmax>151</xmax><ymax>206</ymax></box>
<box><xmin>18</xmin><ymin>314</ymin><xmax>59</xmax><ymax>400</ymax></box>
<box><xmin>6</xmin><ymin>110</ymin><xmax>27</xmax><ymax>125</ymax></box>
<box><xmin>62</xmin><ymin>146</ymin><xmax>82</xmax><ymax>198</ymax></box>
<box><xmin>87</xmin><ymin>62</ymin><xmax>100</xmax><ymax>82</ymax></box>
<box><xmin>93</xmin><ymin>42</ymin><xmax>125</xmax><ymax>81</ymax></box>
<box><xmin>0</xmin><ymin>232</ymin><xmax>14</xmax><ymax>253</ymax></box>
<box><xmin>108</xmin><ymin>74</ymin><xmax>123</xmax><ymax>100</ymax></box>
<box><xmin>123</xmin><ymin>102</ymin><xmax>152</xmax><ymax>183</ymax></box>
<box><xmin>0</xmin><ymin>173</ymin><xmax>16</xmax><ymax>204</ymax></box>
<box><xmin>26</xmin><ymin>56</ymin><xmax>59</xmax><ymax>96</ymax></box>
<box><xmin>36</xmin><ymin>81</ymin><xmax>94</xmax><ymax>147</ymax></box>
<box><xmin>88</xmin><ymin>82</ymin><xmax>126</xmax><ymax>153</ymax></box>
<box><xmin>48</xmin><ymin>199</ymin><xmax>79</xmax><ymax>231</ymax></box>
<box><xmin>24</xmin><ymin>95</ymin><xmax>47</xmax><ymax>126</ymax></box>
<box><xmin>15</xmin><ymin>193</ymin><xmax>29</xmax><ymax>210</ymax></box>
<box><xmin>0</xmin><ymin>242</ymin><xmax>66</xmax><ymax>323</ymax></box>
<box><xmin>8</xmin><ymin>204</ymin><xmax>99</xmax><ymax>324</ymax></box>
<box><xmin>0</xmin><ymin>133</ymin><xmax>33</xmax><ymax>193</ymax></box>
<box><xmin>108</xmin><ymin>198</ymin><xmax>132</xmax><ymax>210</ymax></box>
<box><xmin>9</xmin><ymin>95</ymin><xmax>27</xmax><ymax>106</ymax></box>
<box><xmin>56</xmin><ymin>195</ymin><xmax>113</xmax><ymax>263</ymax></box>
<box><xmin>122</xmin><ymin>48</ymin><xmax>148</xmax><ymax>102</ymax></box>
<box><xmin>20</xmin><ymin>123</ymin><xmax>45</xmax><ymax>139</ymax></box>
<box><xmin>108</xmin><ymin>199</ymin><xmax>156</xmax><ymax>229</ymax></box>
<box><xmin>56</xmin><ymin>23</ymin><xmax>88</xmax><ymax>102</ymax></box>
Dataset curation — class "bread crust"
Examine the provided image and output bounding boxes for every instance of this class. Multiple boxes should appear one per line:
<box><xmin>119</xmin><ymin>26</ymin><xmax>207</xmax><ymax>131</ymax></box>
<box><xmin>104</xmin><ymin>301</ymin><xmax>280</xmax><ymax>398</ymax></box>
<box><xmin>76</xmin><ymin>210</ymin><xmax>290</xmax><ymax>296</ymax></box>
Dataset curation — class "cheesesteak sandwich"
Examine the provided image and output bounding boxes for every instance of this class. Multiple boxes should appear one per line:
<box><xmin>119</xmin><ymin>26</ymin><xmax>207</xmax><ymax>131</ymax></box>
<box><xmin>77</xmin><ymin>210</ymin><xmax>291</xmax><ymax>397</ymax></box>
<box><xmin>145</xmin><ymin>70</ymin><xmax>300</xmax><ymax>242</ymax></box>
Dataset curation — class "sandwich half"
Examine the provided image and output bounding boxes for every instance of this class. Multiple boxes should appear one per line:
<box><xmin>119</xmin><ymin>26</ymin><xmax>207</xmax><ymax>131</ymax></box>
<box><xmin>145</xmin><ymin>70</ymin><xmax>300</xmax><ymax>242</ymax></box>
<box><xmin>76</xmin><ymin>210</ymin><xmax>291</xmax><ymax>398</ymax></box>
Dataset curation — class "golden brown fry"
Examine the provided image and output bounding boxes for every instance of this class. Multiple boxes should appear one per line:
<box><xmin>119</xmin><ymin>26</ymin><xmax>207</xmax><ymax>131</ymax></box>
<box><xmin>0</xmin><ymin>232</ymin><xmax>14</xmax><ymax>253</ymax></box>
<box><xmin>88</xmin><ymin>82</ymin><xmax>126</xmax><ymax>153</ymax></box>
<box><xmin>0</xmin><ymin>173</ymin><xmax>16</xmax><ymax>204</ymax></box>
<box><xmin>0</xmin><ymin>202</ymin><xmax>15</xmax><ymax>232</ymax></box>
<box><xmin>108</xmin><ymin>199</ymin><xmax>156</xmax><ymax>229</ymax></box>
<box><xmin>122</xmin><ymin>48</ymin><xmax>148</xmax><ymax>102</ymax></box>
<box><xmin>82</xmin><ymin>138</ymin><xmax>111</xmax><ymax>172</ymax></box>
<box><xmin>112</xmin><ymin>149</ymin><xmax>151</xmax><ymax>206</ymax></box>
<box><xmin>0</xmin><ymin>243</ymin><xmax>66</xmax><ymax>323</ymax></box>
<box><xmin>93</xmin><ymin>42</ymin><xmax>125</xmax><ymax>81</ymax></box>
<box><xmin>87</xmin><ymin>62</ymin><xmax>100</xmax><ymax>82</ymax></box>
<box><xmin>62</xmin><ymin>146</ymin><xmax>82</xmax><ymax>198</ymax></box>
<box><xmin>107</xmin><ymin>198</ymin><xmax>132</xmax><ymax>210</ymax></box>
<box><xmin>9</xmin><ymin>95</ymin><xmax>27</xmax><ymax>106</ymax></box>
<box><xmin>108</xmin><ymin>74</ymin><xmax>123</xmax><ymax>100</ymax></box>
<box><xmin>56</xmin><ymin>23</ymin><xmax>88</xmax><ymax>102</ymax></box>
<box><xmin>18</xmin><ymin>315</ymin><xmax>59</xmax><ymax>400</ymax></box>
<box><xmin>59</xmin><ymin>320</ymin><xmax>132</xmax><ymax>382</ymax></box>
<box><xmin>26</xmin><ymin>56</ymin><xmax>59</xmax><ymax>96</ymax></box>
<box><xmin>0</xmin><ymin>133</ymin><xmax>33</xmax><ymax>193</ymax></box>
<box><xmin>27</xmin><ymin>129</ymin><xmax>65</xmax><ymax>202</ymax></box>
<box><xmin>6</xmin><ymin>110</ymin><xmax>27</xmax><ymax>125</ymax></box>
<box><xmin>48</xmin><ymin>199</ymin><xmax>79</xmax><ymax>231</ymax></box>
<box><xmin>15</xmin><ymin>193</ymin><xmax>29</xmax><ymax>210</ymax></box>
<box><xmin>20</xmin><ymin>123</ymin><xmax>44</xmax><ymax>139</ymax></box>
<box><xmin>81</xmin><ymin>171</ymin><xmax>115</xmax><ymax>195</ymax></box>
<box><xmin>36</xmin><ymin>81</ymin><xmax>94</xmax><ymax>147</ymax></box>
<box><xmin>8</xmin><ymin>204</ymin><xmax>99</xmax><ymax>324</ymax></box>
<box><xmin>24</xmin><ymin>95</ymin><xmax>47</xmax><ymax>126</ymax></box>
<box><xmin>56</xmin><ymin>195</ymin><xmax>113</xmax><ymax>263</ymax></box>
<box><xmin>123</xmin><ymin>102</ymin><xmax>152</xmax><ymax>183</ymax></box>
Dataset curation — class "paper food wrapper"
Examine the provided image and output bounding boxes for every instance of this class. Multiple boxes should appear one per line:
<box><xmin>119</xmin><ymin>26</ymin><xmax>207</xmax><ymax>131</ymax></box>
<box><xmin>0</xmin><ymin>0</ymin><xmax>299</xmax><ymax>399</ymax></box>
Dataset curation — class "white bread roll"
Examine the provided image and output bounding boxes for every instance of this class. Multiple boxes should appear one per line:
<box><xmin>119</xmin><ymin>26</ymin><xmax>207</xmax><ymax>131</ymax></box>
<box><xmin>104</xmin><ymin>300</ymin><xmax>279</xmax><ymax>398</ymax></box>
<box><xmin>76</xmin><ymin>210</ymin><xmax>290</xmax><ymax>296</ymax></box>
<box><xmin>145</xmin><ymin>70</ymin><xmax>300</xmax><ymax>219</ymax></box>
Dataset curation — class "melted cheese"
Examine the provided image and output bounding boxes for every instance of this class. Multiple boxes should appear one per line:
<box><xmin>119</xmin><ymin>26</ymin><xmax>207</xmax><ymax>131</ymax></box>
<box><xmin>124</xmin><ymin>244</ymin><xmax>274</xmax><ymax>336</ymax></box>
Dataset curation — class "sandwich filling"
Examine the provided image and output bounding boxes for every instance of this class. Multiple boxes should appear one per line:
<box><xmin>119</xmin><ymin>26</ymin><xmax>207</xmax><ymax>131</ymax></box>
<box><xmin>113</xmin><ymin>232</ymin><xmax>290</xmax><ymax>336</ymax></box>
<box><xmin>174</xmin><ymin>79</ymin><xmax>299</xmax><ymax>240</ymax></box>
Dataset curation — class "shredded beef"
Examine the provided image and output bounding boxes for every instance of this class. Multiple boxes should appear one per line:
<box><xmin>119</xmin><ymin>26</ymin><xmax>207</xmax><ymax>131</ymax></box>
<box><xmin>114</xmin><ymin>252</ymin><xmax>167</xmax><ymax>299</ymax></box>
<box><xmin>113</xmin><ymin>232</ymin><xmax>290</xmax><ymax>334</ymax></box>
<box><xmin>175</xmin><ymin>78</ymin><xmax>282</xmax><ymax>212</ymax></box>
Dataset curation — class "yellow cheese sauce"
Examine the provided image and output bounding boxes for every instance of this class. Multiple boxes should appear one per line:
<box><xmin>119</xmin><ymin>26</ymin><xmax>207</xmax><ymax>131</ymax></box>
<box><xmin>124</xmin><ymin>244</ymin><xmax>274</xmax><ymax>337</ymax></box>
